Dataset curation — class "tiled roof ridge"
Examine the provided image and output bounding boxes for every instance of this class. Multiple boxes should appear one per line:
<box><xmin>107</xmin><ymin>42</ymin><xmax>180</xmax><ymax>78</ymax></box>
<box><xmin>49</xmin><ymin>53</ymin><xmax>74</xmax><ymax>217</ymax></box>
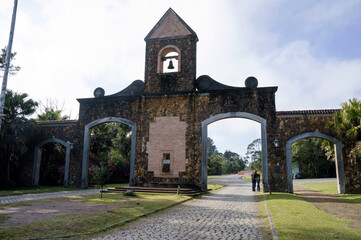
<box><xmin>276</xmin><ymin>109</ymin><xmax>340</xmax><ymax>115</ymax></box>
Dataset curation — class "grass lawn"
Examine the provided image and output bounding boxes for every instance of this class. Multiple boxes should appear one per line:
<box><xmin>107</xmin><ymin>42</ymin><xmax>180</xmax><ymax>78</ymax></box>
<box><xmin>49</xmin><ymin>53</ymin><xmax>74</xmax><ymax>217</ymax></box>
<box><xmin>299</xmin><ymin>182</ymin><xmax>361</xmax><ymax>205</ymax></box>
<box><xmin>207</xmin><ymin>184</ymin><xmax>224</xmax><ymax>191</ymax></box>
<box><xmin>243</xmin><ymin>175</ymin><xmax>252</xmax><ymax>181</ymax></box>
<box><xmin>0</xmin><ymin>192</ymin><xmax>191</xmax><ymax>239</ymax></box>
<box><xmin>0</xmin><ymin>183</ymin><xmax>129</xmax><ymax>197</ymax></box>
<box><xmin>207</xmin><ymin>175</ymin><xmax>222</xmax><ymax>179</ymax></box>
<box><xmin>259</xmin><ymin>192</ymin><xmax>361</xmax><ymax>240</ymax></box>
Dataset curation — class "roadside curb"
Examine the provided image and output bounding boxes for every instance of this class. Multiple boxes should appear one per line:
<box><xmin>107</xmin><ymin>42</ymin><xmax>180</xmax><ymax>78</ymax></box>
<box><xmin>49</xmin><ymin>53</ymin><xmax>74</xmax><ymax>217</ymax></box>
<box><xmin>263</xmin><ymin>192</ymin><xmax>278</xmax><ymax>240</ymax></box>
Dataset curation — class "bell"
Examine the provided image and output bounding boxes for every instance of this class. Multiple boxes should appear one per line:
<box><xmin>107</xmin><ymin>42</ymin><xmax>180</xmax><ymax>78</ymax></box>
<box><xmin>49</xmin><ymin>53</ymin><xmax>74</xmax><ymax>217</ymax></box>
<box><xmin>167</xmin><ymin>59</ymin><xmax>175</xmax><ymax>69</ymax></box>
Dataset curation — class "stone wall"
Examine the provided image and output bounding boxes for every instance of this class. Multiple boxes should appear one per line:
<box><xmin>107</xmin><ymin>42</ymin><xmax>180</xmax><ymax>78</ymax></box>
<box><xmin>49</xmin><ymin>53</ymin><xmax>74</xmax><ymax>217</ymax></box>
<box><xmin>35</xmin><ymin>120</ymin><xmax>81</xmax><ymax>186</ymax></box>
<box><xmin>276</xmin><ymin>111</ymin><xmax>361</xmax><ymax>193</ymax></box>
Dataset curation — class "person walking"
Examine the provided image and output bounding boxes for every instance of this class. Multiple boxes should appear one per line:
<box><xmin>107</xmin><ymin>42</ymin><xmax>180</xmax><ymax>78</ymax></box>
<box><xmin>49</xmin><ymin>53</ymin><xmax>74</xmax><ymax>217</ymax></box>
<box><xmin>251</xmin><ymin>170</ymin><xmax>261</xmax><ymax>191</ymax></box>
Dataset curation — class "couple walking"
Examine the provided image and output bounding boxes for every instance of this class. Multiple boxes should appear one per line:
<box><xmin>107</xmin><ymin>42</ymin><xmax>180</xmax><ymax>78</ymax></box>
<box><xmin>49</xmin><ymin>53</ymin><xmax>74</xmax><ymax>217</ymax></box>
<box><xmin>251</xmin><ymin>170</ymin><xmax>261</xmax><ymax>191</ymax></box>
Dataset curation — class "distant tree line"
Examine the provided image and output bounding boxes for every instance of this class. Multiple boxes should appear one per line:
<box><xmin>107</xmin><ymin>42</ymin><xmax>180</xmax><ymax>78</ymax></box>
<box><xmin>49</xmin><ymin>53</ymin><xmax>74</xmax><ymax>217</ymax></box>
<box><xmin>207</xmin><ymin>137</ymin><xmax>246</xmax><ymax>175</ymax></box>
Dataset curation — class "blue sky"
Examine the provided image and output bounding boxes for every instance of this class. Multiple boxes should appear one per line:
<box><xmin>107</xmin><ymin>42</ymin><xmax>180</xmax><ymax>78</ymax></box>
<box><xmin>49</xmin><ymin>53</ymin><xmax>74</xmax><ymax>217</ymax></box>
<box><xmin>0</xmin><ymin>0</ymin><xmax>360</xmax><ymax>156</ymax></box>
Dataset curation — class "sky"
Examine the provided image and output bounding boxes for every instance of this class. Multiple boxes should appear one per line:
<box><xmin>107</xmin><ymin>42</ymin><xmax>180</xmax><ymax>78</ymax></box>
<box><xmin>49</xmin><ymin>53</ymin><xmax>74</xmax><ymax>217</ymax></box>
<box><xmin>0</xmin><ymin>0</ymin><xmax>360</xmax><ymax>157</ymax></box>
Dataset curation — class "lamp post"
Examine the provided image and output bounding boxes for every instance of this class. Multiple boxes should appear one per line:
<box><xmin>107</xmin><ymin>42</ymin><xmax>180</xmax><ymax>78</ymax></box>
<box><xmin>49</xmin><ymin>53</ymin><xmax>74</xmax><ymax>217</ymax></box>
<box><xmin>0</xmin><ymin>0</ymin><xmax>18</xmax><ymax>132</ymax></box>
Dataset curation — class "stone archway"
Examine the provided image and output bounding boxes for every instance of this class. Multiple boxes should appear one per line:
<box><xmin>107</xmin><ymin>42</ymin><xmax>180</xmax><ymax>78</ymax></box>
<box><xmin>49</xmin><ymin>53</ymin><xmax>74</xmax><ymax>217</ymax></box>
<box><xmin>285</xmin><ymin>131</ymin><xmax>345</xmax><ymax>194</ymax></box>
<box><xmin>32</xmin><ymin>137</ymin><xmax>72</xmax><ymax>187</ymax></box>
<box><xmin>81</xmin><ymin>117</ymin><xmax>137</xmax><ymax>188</ymax></box>
<box><xmin>201</xmin><ymin>112</ymin><xmax>268</xmax><ymax>191</ymax></box>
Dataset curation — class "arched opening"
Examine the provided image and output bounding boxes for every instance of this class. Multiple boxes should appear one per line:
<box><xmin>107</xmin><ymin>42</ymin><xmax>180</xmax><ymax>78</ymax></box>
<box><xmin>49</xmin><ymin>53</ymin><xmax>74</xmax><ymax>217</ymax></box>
<box><xmin>207</xmin><ymin>119</ymin><xmax>260</xmax><ymax>177</ymax></box>
<box><xmin>157</xmin><ymin>45</ymin><xmax>181</xmax><ymax>74</ymax></box>
<box><xmin>286</xmin><ymin>132</ymin><xmax>345</xmax><ymax>194</ymax></box>
<box><xmin>201</xmin><ymin>112</ymin><xmax>268</xmax><ymax>191</ymax></box>
<box><xmin>32</xmin><ymin>138</ymin><xmax>71</xmax><ymax>187</ymax></box>
<box><xmin>88</xmin><ymin>122</ymin><xmax>132</xmax><ymax>186</ymax></box>
<box><xmin>81</xmin><ymin>117</ymin><xmax>136</xmax><ymax>188</ymax></box>
<box><xmin>39</xmin><ymin>143</ymin><xmax>66</xmax><ymax>186</ymax></box>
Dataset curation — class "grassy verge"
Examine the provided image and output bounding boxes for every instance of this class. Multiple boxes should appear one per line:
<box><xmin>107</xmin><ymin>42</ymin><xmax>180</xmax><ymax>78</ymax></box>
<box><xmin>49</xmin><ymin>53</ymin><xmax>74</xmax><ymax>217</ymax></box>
<box><xmin>207</xmin><ymin>175</ymin><xmax>222</xmax><ymax>179</ymax></box>
<box><xmin>243</xmin><ymin>175</ymin><xmax>252</xmax><ymax>181</ymax></box>
<box><xmin>0</xmin><ymin>192</ymin><xmax>191</xmax><ymax>239</ymax></box>
<box><xmin>259</xmin><ymin>192</ymin><xmax>361</xmax><ymax>240</ymax></box>
<box><xmin>299</xmin><ymin>182</ymin><xmax>361</xmax><ymax>205</ymax></box>
<box><xmin>207</xmin><ymin>184</ymin><xmax>224</xmax><ymax>191</ymax></box>
<box><xmin>0</xmin><ymin>183</ymin><xmax>129</xmax><ymax>197</ymax></box>
<box><xmin>0</xmin><ymin>202</ymin><xmax>31</xmax><ymax>210</ymax></box>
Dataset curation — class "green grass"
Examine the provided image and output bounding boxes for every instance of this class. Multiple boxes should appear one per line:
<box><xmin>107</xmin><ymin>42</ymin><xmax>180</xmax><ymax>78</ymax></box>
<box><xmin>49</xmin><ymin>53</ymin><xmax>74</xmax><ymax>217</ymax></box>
<box><xmin>243</xmin><ymin>175</ymin><xmax>252</xmax><ymax>181</ymax></box>
<box><xmin>299</xmin><ymin>182</ymin><xmax>338</xmax><ymax>194</ymax></box>
<box><xmin>299</xmin><ymin>182</ymin><xmax>361</xmax><ymax>205</ymax></box>
<box><xmin>0</xmin><ymin>215</ymin><xmax>11</xmax><ymax>223</ymax></box>
<box><xmin>207</xmin><ymin>184</ymin><xmax>224</xmax><ymax>191</ymax></box>
<box><xmin>0</xmin><ymin>202</ymin><xmax>31</xmax><ymax>210</ymax></box>
<box><xmin>0</xmin><ymin>192</ymin><xmax>191</xmax><ymax>239</ymax></box>
<box><xmin>260</xmin><ymin>192</ymin><xmax>361</xmax><ymax>240</ymax></box>
<box><xmin>207</xmin><ymin>175</ymin><xmax>222</xmax><ymax>179</ymax></box>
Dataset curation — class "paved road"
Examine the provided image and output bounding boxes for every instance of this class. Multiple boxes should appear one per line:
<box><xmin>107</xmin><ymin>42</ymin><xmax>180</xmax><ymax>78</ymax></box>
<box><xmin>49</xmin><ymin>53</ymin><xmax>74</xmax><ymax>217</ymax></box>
<box><xmin>293</xmin><ymin>178</ymin><xmax>336</xmax><ymax>185</ymax></box>
<box><xmin>0</xmin><ymin>189</ymin><xmax>100</xmax><ymax>204</ymax></box>
<box><xmin>93</xmin><ymin>175</ymin><xmax>263</xmax><ymax>240</ymax></box>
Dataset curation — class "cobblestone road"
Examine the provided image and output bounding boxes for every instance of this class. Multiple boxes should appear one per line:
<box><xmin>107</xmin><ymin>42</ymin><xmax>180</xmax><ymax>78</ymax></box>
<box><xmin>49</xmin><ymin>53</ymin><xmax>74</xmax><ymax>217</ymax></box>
<box><xmin>94</xmin><ymin>175</ymin><xmax>263</xmax><ymax>240</ymax></box>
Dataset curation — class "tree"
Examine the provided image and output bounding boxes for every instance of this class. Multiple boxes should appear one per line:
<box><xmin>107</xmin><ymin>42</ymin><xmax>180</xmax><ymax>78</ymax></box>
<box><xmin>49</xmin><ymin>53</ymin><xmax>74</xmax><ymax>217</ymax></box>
<box><xmin>89</xmin><ymin>122</ymin><xmax>132</xmax><ymax>185</ymax></box>
<box><xmin>208</xmin><ymin>154</ymin><xmax>226</xmax><ymax>175</ymax></box>
<box><xmin>328</xmin><ymin>98</ymin><xmax>361</xmax><ymax>157</ymax></box>
<box><xmin>0</xmin><ymin>90</ymin><xmax>38</xmax><ymax>187</ymax></box>
<box><xmin>36</xmin><ymin>99</ymin><xmax>69</xmax><ymax>121</ymax></box>
<box><xmin>292</xmin><ymin>138</ymin><xmax>335</xmax><ymax>178</ymax></box>
<box><xmin>245</xmin><ymin>138</ymin><xmax>262</xmax><ymax>170</ymax></box>
<box><xmin>207</xmin><ymin>137</ymin><xmax>218</xmax><ymax>157</ymax></box>
<box><xmin>90</xmin><ymin>152</ymin><xmax>112</xmax><ymax>199</ymax></box>
<box><xmin>223</xmin><ymin>150</ymin><xmax>246</xmax><ymax>173</ymax></box>
<box><xmin>207</xmin><ymin>137</ymin><xmax>246</xmax><ymax>175</ymax></box>
<box><xmin>0</xmin><ymin>47</ymin><xmax>20</xmax><ymax>78</ymax></box>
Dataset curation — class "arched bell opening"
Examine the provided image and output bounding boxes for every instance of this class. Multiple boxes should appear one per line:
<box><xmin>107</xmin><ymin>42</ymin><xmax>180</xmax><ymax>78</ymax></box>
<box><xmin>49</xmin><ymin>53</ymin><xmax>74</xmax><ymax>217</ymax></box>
<box><xmin>157</xmin><ymin>45</ymin><xmax>181</xmax><ymax>74</ymax></box>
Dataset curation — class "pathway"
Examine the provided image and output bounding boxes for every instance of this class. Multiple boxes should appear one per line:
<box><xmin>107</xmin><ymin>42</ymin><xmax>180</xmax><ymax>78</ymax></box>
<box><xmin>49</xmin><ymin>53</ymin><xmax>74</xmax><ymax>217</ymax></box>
<box><xmin>93</xmin><ymin>175</ymin><xmax>264</xmax><ymax>240</ymax></box>
<box><xmin>0</xmin><ymin>189</ymin><xmax>100</xmax><ymax>204</ymax></box>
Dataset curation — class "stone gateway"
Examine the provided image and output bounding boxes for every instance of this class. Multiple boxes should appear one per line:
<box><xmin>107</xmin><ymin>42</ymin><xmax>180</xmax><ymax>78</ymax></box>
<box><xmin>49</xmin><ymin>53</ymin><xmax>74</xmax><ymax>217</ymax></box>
<box><xmin>33</xmin><ymin>9</ymin><xmax>360</xmax><ymax>194</ymax></box>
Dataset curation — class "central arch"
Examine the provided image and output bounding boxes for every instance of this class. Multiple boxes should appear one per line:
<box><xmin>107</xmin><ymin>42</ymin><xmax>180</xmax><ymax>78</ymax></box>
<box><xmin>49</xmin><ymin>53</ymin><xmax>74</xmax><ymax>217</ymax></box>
<box><xmin>201</xmin><ymin>112</ymin><xmax>268</xmax><ymax>191</ymax></box>
<box><xmin>81</xmin><ymin>117</ymin><xmax>136</xmax><ymax>188</ymax></box>
<box><xmin>285</xmin><ymin>131</ymin><xmax>345</xmax><ymax>194</ymax></box>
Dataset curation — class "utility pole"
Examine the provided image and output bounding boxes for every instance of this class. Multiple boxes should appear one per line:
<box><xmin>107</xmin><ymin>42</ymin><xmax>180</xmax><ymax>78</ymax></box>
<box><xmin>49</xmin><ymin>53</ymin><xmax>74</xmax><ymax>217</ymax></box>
<box><xmin>0</xmin><ymin>0</ymin><xmax>18</xmax><ymax>132</ymax></box>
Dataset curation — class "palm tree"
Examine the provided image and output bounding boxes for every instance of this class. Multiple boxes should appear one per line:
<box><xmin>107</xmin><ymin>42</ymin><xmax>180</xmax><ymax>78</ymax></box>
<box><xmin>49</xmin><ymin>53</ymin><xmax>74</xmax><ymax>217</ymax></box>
<box><xmin>328</xmin><ymin>98</ymin><xmax>361</xmax><ymax>139</ymax></box>
<box><xmin>36</xmin><ymin>99</ymin><xmax>69</xmax><ymax>121</ymax></box>
<box><xmin>328</xmin><ymin>98</ymin><xmax>361</xmax><ymax>156</ymax></box>
<box><xmin>37</xmin><ymin>109</ymin><xmax>69</xmax><ymax>121</ymax></box>
<box><xmin>0</xmin><ymin>90</ymin><xmax>38</xmax><ymax>187</ymax></box>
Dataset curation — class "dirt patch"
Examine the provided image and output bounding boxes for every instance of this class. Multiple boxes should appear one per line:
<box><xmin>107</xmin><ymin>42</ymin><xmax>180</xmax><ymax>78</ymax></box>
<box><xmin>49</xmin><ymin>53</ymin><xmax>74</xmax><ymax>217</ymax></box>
<box><xmin>294</xmin><ymin>185</ymin><xmax>361</xmax><ymax>231</ymax></box>
<box><xmin>0</xmin><ymin>197</ymin><xmax>135</xmax><ymax>228</ymax></box>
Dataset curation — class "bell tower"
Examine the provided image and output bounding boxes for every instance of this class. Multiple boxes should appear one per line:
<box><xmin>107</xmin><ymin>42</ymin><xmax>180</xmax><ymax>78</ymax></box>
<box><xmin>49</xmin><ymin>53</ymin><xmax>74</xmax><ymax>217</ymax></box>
<box><xmin>144</xmin><ymin>8</ymin><xmax>198</xmax><ymax>94</ymax></box>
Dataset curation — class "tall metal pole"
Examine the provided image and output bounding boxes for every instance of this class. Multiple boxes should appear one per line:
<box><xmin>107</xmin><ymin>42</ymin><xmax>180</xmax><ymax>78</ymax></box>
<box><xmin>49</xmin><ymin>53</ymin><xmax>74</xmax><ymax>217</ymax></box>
<box><xmin>0</xmin><ymin>0</ymin><xmax>18</xmax><ymax>132</ymax></box>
